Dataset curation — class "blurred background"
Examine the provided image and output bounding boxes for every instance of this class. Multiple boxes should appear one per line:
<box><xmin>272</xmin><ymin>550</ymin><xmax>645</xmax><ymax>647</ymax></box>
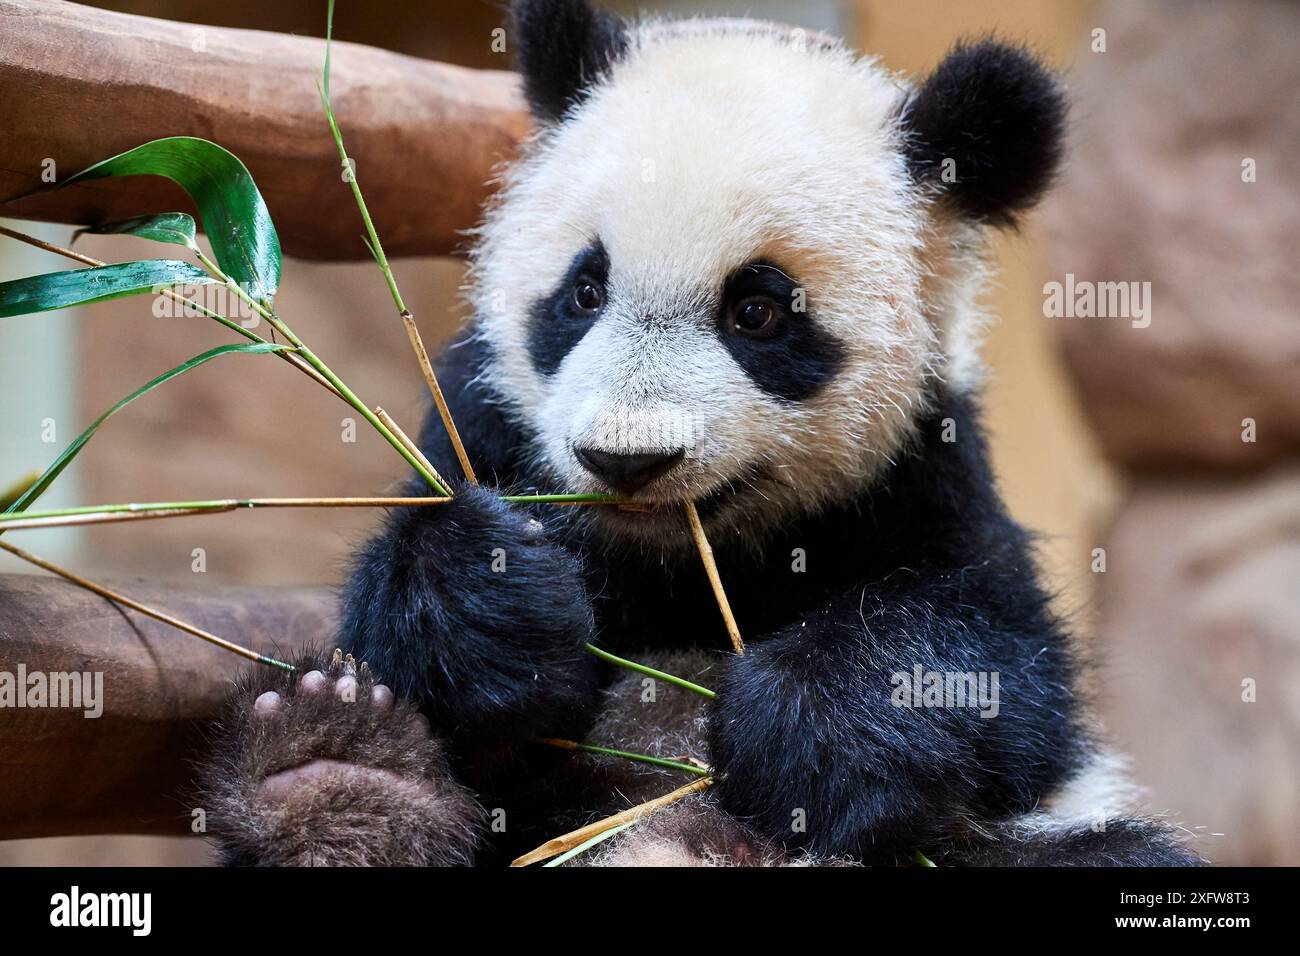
<box><xmin>0</xmin><ymin>0</ymin><xmax>1295</xmax><ymax>865</ymax></box>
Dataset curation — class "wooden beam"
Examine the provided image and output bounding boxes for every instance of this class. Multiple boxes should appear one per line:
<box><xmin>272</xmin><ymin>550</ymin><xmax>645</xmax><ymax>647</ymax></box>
<box><xmin>0</xmin><ymin>572</ymin><xmax>334</xmax><ymax>838</ymax></box>
<box><xmin>0</xmin><ymin>0</ymin><xmax>531</xmax><ymax>260</ymax></box>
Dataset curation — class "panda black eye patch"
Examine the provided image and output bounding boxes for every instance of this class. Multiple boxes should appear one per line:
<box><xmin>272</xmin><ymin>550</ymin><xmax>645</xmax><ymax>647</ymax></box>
<box><xmin>716</xmin><ymin>262</ymin><xmax>844</xmax><ymax>403</ymax></box>
<box><xmin>527</xmin><ymin>239</ymin><xmax>610</xmax><ymax>376</ymax></box>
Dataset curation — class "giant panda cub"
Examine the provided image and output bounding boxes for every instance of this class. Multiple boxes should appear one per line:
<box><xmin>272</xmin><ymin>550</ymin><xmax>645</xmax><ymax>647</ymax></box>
<box><xmin>199</xmin><ymin>0</ymin><xmax>1204</xmax><ymax>867</ymax></box>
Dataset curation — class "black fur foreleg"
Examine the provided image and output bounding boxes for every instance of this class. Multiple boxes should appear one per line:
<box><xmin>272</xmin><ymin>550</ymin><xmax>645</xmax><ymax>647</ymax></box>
<box><xmin>340</xmin><ymin>484</ymin><xmax>599</xmax><ymax>739</ymax></box>
<box><xmin>709</xmin><ymin>579</ymin><xmax>1082</xmax><ymax>863</ymax></box>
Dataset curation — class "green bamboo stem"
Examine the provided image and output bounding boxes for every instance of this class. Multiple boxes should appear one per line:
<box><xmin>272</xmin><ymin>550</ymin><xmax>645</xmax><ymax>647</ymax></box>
<box><xmin>571</xmin><ymin>743</ymin><xmax>710</xmax><ymax>776</ymax></box>
<box><xmin>318</xmin><ymin>0</ymin><xmax>478</xmax><ymax>486</ymax></box>
<box><xmin>0</xmin><ymin>496</ymin><xmax>458</xmax><ymax>530</ymax></box>
<box><xmin>537</xmin><ymin>738</ymin><xmax>711</xmax><ymax>777</ymax></box>
<box><xmin>0</xmin><ymin>494</ymin><xmax>618</xmax><ymax>519</ymax></box>
<box><xmin>321</xmin><ymin>0</ymin><xmax>404</xmax><ymax>314</ymax></box>
<box><xmin>0</xmin><ymin>537</ymin><xmax>293</xmax><ymax>671</ymax></box>
<box><xmin>542</xmin><ymin>821</ymin><xmax>636</xmax><ymax>867</ymax></box>
<box><xmin>192</xmin><ymin>251</ymin><xmax>450</xmax><ymax>497</ymax></box>
<box><xmin>291</xmin><ymin>340</ymin><xmax>450</xmax><ymax>496</ymax></box>
<box><xmin>584</xmin><ymin>643</ymin><xmax>717</xmax><ymax>700</ymax></box>
<box><xmin>0</xmin><ymin>493</ymin><xmax>628</xmax><ymax>531</ymax></box>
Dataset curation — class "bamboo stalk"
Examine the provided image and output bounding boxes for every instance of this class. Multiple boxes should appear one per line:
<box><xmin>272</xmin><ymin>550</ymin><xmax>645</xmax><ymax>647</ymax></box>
<box><xmin>0</xmin><ymin>507</ymin><xmax>234</xmax><ymax>531</ymax></box>
<box><xmin>684</xmin><ymin>501</ymin><xmax>745</xmax><ymax>655</ymax></box>
<box><xmin>0</xmin><ymin>223</ymin><xmax>100</xmax><ymax>267</ymax></box>
<box><xmin>400</xmin><ymin>311</ymin><xmax>477</xmax><ymax>485</ymax></box>
<box><xmin>319</xmin><ymin>2</ymin><xmax>476</xmax><ymax>486</ymax></box>
<box><xmin>583</xmin><ymin>642</ymin><xmax>717</xmax><ymax>699</ymax></box>
<box><xmin>543</xmin><ymin>821</ymin><xmax>636</xmax><ymax>867</ymax></box>
<box><xmin>511</xmin><ymin>776</ymin><xmax>712</xmax><ymax>867</ymax></box>
<box><xmin>0</xmin><ymin>496</ymin><xmax>456</xmax><ymax>531</ymax></box>
<box><xmin>0</xmin><ymin>538</ymin><xmax>293</xmax><ymax>670</ymax></box>
<box><xmin>0</xmin><ymin>494</ymin><xmax>627</xmax><ymax>532</ymax></box>
<box><xmin>504</xmin><ymin>493</ymin><xmax>622</xmax><ymax>504</ymax></box>
<box><xmin>374</xmin><ymin>406</ymin><xmax>452</xmax><ymax>496</ymax></box>
<box><xmin>536</xmin><ymin>738</ymin><xmax>711</xmax><ymax>777</ymax></box>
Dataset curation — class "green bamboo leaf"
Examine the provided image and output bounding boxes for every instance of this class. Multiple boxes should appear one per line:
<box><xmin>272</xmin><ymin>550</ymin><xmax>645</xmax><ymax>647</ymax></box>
<box><xmin>5</xmin><ymin>342</ymin><xmax>290</xmax><ymax>515</ymax></box>
<box><xmin>74</xmin><ymin>212</ymin><xmax>198</xmax><ymax>250</ymax></box>
<box><xmin>62</xmin><ymin>137</ymin><xmax>281</xmax><ymax>302</ymax></box>
<box><xmin>0</xmin><ymin>260</ymin><xmax>218</xmax><ymax>318</ymax></box>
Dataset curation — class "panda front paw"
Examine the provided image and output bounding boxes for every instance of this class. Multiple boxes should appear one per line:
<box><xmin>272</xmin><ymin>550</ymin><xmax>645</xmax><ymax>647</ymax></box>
<box><xmin>199</xmin><ymin>649</ymin><xmax>485</xmax><ymax>866</ymax></box>
<box><xmin>708</xmin><ymin>636</ymin><xmax>928</xmax><ymax>863</ymax></box>
<box><xmin>341</xmin><ymin>483</ymin><xmax>599</xmax><ymax>739</ymax></box>
<box><xmin>708</xmin><ymin>643</ymin><xmax>830</xmax><ymax>853</ymax></box>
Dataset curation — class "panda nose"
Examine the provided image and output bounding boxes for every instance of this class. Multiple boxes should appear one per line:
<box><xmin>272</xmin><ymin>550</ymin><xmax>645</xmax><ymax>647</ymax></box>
<box><xmin>573</xmin><ymin>446</ymin><xmax>685</xmax><ymax>494</ymax></box>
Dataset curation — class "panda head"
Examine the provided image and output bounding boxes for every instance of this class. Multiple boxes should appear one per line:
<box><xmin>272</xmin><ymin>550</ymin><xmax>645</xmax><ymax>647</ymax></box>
<box><xmin>470</xmin><ymin>0</ymin><xmax>1065</xmax><ymax>547</ymax></box>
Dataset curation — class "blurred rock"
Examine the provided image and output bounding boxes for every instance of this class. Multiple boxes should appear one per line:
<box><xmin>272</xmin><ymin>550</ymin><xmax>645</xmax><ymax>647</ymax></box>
<box><xmin>1042</xmin><ymin>0</ymin><xmax>1300</xmax><ymax>472</ymax></box>
<box><xmin>1095</xmin><ymin>470</ymin><xmax>1300</xmax><ymax>865</ymax></box>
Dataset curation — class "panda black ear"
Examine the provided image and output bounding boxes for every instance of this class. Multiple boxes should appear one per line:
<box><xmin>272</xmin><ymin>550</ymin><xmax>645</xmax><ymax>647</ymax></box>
<box><xmin>900</xmin><ymin>39</ymin><xmax>1066</xmax><ymax>227</ymax></box>
<box><xmin>511</xmin><ymin>0</ymin><xmax>628</xmax><ymax>123</ymax></box>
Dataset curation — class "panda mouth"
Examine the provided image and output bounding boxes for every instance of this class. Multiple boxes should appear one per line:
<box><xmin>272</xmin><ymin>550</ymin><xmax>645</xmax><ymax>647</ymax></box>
<box><xmin>605</xmin><ymin>464</ymin><xmax>768</xmax><ymax>524</ymax></box>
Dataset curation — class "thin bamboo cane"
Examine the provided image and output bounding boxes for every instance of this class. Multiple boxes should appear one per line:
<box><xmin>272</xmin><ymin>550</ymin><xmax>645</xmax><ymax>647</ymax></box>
<box><xmin>317</xmin><ymin>8</ymin><xmax>477</xmax><ymax>488</ymax></box>
<box><xmin>0</xmin><ymin>537</ymin><xmax>293</xmax><ymax>670</ymax></box>
<box><xmin>0</xmin><ymin>496</ymin><xmax>457</xmax><ymax>531</ymax></box>
<box><xmin>536</xmin><ymin>737</ymin><xmax>711</xmax><ymax>777</ymax></box>
<box><xmin>510</xmin><ymin>776</ymin><xmax>712</xmax><ymax>867</ymax></box>
<box><xmin>399</xmin><ymin>311</ymin><xmax>477</xmax><ymax>485</ymax></box>
<box><xmin>584</xmin><ymin>642</ymin><xmax>717</xmax><ymax>699</ymax></box>
<box><xmin>374</xmin><ymin>406</ymin><xmax>452</xmax><ymax>495</ymax></box>
<box><xmin>0</xmin><ymin>493</ymin><xmax>624</xmax><ymax>532</ymax></box>
<box><xmin>684</xmin><ymin>500</ymin><xmax>745</xmax><ymax>655</ymax></box>
<box><xmin>542</xmin><ymin>820</ymin><xmax>636</xmax><ymax>867</ymax></box>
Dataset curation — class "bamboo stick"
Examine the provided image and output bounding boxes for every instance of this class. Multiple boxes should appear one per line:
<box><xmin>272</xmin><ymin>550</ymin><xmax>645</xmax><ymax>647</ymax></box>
<box><xmin>511</xmin><ymin>776</ymin><xmax>712</xmax><ymax>867</ymax></box>
<box><xmin>400</xmin><ymin>311</ymin><xmax>477</xmax><ymax>485</ymax></box>
<box><xmin>0</xmin><ymin>493</ymin><xmax>624</xmax><ymax>532</ymax></box>
<box><xmin>684</xmin><ymin>501</ymin><xmax>745</xmax><ymax>655</ymax></box>
<box><xmin>316</xmin><ymin>6</ymin><xmax>479</xmax><ymax>487</ymax></box>
<box><xmin>0</xmin><ymin>537</ymin><xmax>292</xmax><ymax>670</ymax></box>
<box><xmin>0</xmin><ymin>496</ymin><xmax>456</xmax><ymax>531</ymax></box>
<box><xmin>536</xmin><ymin>737</ymin><xmax>711</xmax><ymax>777</ymax></box>
<box><xmin>374</xmin><ymin>406</ymin><xmax>452</xmax><ymax>495</ymax></box>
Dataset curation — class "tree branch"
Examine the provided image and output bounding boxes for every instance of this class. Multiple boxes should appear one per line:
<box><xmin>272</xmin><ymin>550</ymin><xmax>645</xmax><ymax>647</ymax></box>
<box><xmin>0</xmin><ymin>0</ymin><xmax>530</xmax><ymax>260</ymax></box>
<box><xmin>0</xmin><ymin>572</ymin><xmax>334</xmax><ymax>837</ymax></box>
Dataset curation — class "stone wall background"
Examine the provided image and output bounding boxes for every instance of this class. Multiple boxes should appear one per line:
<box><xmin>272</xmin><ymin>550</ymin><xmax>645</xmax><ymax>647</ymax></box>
<box><xmin>1040</xmin><ymin>0</ymin><xmax>1300</xmax><ymax>865</ymax></box>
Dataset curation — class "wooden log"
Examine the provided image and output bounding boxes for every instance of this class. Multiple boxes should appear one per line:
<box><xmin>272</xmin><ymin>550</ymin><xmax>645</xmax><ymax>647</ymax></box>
<box><xmin>0</xmin><ymin>572</ymin><xmax>334</xmax><ymax>838</ymax></box>
<box><xmin>0</xmin><ymin>0</ymin><xmax>531</xmax><ymax>260</ymax></box>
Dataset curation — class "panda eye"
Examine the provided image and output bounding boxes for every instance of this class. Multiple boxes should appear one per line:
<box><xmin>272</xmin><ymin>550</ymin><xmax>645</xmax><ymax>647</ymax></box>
<box><xmin>730</xmin><ymin>296</ymin><xmax>781</xmax><ymax>338</ymax></box>
<box><xmin>571</xmin><ymin>279</ymin><xmax>605</xmax><ymax>315</ymax></box>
